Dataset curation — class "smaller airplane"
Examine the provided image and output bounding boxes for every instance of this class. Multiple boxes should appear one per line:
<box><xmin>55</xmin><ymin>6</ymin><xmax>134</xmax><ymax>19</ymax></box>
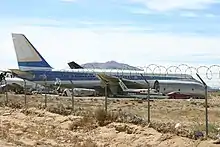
<box><xmin>61</xmin><ymin>88</ymin><xmax>97</xmax><ymax>97</ymax></box>
<box><xmin>73</xmin><ymin>88</ymin><xmax>97</xmax><ymax>97</ymax></box>
<box><xmin>0</xmin><ymin>70</ymin><xmax>42</xmax><ymax>93</ymax></box>
<box><xmin>0</xmin><ymin>84</ymin><xmax>6</xmax><ymax>88</ymax></box>
<box><xmin>118</xmin><ymin>78</ymin><xmax>168</xmax><ymax>99</ymax></box>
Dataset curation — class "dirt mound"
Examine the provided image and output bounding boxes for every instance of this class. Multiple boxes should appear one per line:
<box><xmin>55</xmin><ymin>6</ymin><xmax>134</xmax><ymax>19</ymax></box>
<box><xmin>0</xmin><ymin>106</ymin><xmax>219</xmax><ymax>147</ymax></box>
<box><xmin>1</xmin><ymin>94</ymin><xmax>220</xmax><ymax>146</ymax></box>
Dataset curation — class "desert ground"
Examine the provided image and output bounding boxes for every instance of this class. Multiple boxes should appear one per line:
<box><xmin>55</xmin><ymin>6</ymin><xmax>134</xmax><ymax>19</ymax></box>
<box><xmin>0</xmin><ymin>92</ymin><xmax>220</xmax><ymax>147</ymax></box>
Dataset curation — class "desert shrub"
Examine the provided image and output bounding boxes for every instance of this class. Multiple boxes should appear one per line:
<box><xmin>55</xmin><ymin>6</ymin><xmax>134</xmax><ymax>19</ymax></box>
<box><xmin>73</xmin><ymin>138</ymin><xmax>98</xmax><ymax>147</ymax></box>
<box><xmin>137</xmin><ymin>100</ymin><xmax>143</xmax><ymax>103</ymax></box>
<box><xmin>191</xmin><ymin>122</ymin><xmax>220</xmax><ymax>139</ymax></box>
<box><xmin>116</xmin><ymin>111</ymin><xmax>145</xmax><ymax>125</ymax></box>
<box><xmin>94</xmin><ymin>108</ymin><xmax>118</xmax><ymax>126</ymax></box>
<box><xmin>0</xmin><ymin>99</ymin><xmax>4</xmax><ymax>107</ymax></box>
<box><xmin>69</xmin><ymin>116</ymin><xmax>97</xmax><ymax>131</ymax></box>
<box><xmin>6</xmin><ymin>101</ymin><xmax>23</xmax><ymax>109</ymax></box>
<box><xmin>94</xmin><ymin>108</ymin><xmax>107</xmax><ymax>126</ymax></box>
<box><xmin>46</xmin><ymin>103</ymin><xmax>71</xmax><ymax>116</ymax></box>
<box><xmin>149</xmin><ymin>121</ymin><xmax>194</xmax><ymax>139</ymax></box>
<box><xmin>114</xmin><ymin>124</ymin><xmax>134</xmax><ymax>134</ymax></box>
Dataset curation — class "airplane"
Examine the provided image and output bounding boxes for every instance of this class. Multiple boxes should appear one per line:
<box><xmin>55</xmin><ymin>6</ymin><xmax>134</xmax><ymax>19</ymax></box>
<box><xmin>118</xmin><ymin>78</ymin><xmax>158</xmax><ymax>94</ymax></box>
<box><xmin>154</xmin><ymin>80</ymin><xmax>205</xmax><ymax>98</ymax></box>
<box><xmin>117</xmin><ymin>78</ymin><xmax>168</xmax><ymax>99</ymax></box>
<box><xmin>97</xmin><ymin>73</ymin><xmax>205</xmax><ymax>98</ymax></box>
<box><xmin>0</xmin><ymin>70</ymin><xmax>41</xmax><ymax>93</ymax></box>
<box><xmin>9</xmin><ymin>33</ymin><xmax>204</xmax><ymax>96</ymax></box>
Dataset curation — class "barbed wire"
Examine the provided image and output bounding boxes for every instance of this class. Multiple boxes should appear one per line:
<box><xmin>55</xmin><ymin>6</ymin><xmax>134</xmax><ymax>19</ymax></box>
<box><xmin>87</xmin><ymin>64</ymin><xmax>220</xmax><ymax>81</ymax></box>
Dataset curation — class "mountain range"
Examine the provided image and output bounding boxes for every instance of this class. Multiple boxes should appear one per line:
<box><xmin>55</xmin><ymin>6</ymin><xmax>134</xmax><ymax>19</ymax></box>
<box><xmin>81</xmin><ymin>61</ymin><xmax>142</xmax><ymax>70</ymax></box>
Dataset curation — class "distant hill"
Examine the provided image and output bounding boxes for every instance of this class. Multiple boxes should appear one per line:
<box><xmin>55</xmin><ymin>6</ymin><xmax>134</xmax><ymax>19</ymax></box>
<box><xmin>81</xmin><ymin>61</ymin><xmax>143</xmax><ymax>70</ymax></box>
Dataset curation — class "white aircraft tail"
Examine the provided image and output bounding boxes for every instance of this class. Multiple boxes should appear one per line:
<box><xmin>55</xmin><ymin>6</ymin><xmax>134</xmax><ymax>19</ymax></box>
<box><xmin>12</xmin><ymin>33</ymin><xmax>53</xmax><ymax>71</ymax></box>
<box><xmin>118</xmin><ymin>79</ymin><xmax>128</xmax><ymax>91</ymax></box>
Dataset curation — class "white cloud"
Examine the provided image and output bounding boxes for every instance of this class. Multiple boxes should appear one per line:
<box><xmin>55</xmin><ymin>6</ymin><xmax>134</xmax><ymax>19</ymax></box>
<box><xmin>60</xmin><ymin>0</ymin><xmax>77</xmax><ymax>2</ymax></box>
<box><xmin>130</xmin><ymin>0</ymin><xmax>219</xmax><ymax>11</ymax></box>
<box><xmin>77</xmin><ymin>20</ymin><xmax>138</xmax><ymax>26</ymax></box>
<box><xmin>1</xmin><ymin>23</ymin><xmax>220</xmax><ymax>69</ymax></box>
<box><xmin>130</xmin><ymin>9</ymin><xmax>153</xmax><ymax>14</ymax></box>
<box><xmin>180</xmin><ymin>11</ymin><xmax>198</xmax><ymax>17</ymax></box>
<box><xmin>204</xmin><ymin>13</ymin><xmax>216</xmax><ymax>17</ymax></box>
<box><xmin>1</xmin><ymin>21</ymin><xmax>220</xmax><ymax>85</ymax></box>
<box><xmin>130</xmin><ymin>8</ymin><xmax>172</xmax><ymax>16</ymax></box>
<box><xmin>22</xmin><ymin>18</ymin><xmax>67</xmax><ymax>26</ymax></box>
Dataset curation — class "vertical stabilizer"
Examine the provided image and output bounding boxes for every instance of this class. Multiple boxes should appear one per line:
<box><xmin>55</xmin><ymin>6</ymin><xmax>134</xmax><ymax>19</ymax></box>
<box><xmin>118</xmin><ymin>78</ymin><xmax>128</xmax><ymax>91</ymax></box>
<box><xmin>12</xmin><ymin>33</ymin><xmax>53</xmax><ymax>71</ymax></box>
<box><xmin>68</xmin><ymin>61</ymin><xmax>83</xmax><ymax>69</ymax></box>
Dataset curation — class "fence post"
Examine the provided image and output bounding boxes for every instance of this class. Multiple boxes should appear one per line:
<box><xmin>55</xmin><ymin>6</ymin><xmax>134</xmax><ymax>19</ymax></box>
<box><xmin>147</xmin><ymin>84</ymin><xmax>150</xmax><ymax>123</ymax></box>
<box><xmin>4</xmin><ymin>80</ymin><xmax>8</xmax><ymax>106</ymax></box>
<box><xmin>44</xmin><ymin>78</ymin><xmax>47</xmax><ymax>108</ymax></box>
<box><xmin>105</xmin><ymin>83</ymin><xmax>108</xmax><ymax>113</ymax></box>
<box><xmin>70</xmin><ymin>80</ymin><xmax>74</xmax><ymax>114</ymax></box>
<box><xmin>196</xmin><ymin>73</ymin><xmax>208</xmax><ymax>138</ymax></box>
<box><xmin>140</xmin><ymin>74</ymin><xmax>151</xmax><ymax>124</ymax></box>
<box><xmin>0</xmin><ymin>73</ymin><xmax>8</xmax><ymax>105</ymax></box>
<box><xmin>24</xmin><ymin>79</ymin><xmax>27</xmax><ymax>108</ymax></box>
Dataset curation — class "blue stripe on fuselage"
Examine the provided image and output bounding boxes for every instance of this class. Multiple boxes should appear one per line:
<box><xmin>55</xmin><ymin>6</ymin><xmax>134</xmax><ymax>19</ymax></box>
<box><xmin>18</xmin><ymin>61</ymin><xmax>52</xmax><ymax>68</ymax></box>
<box><xmin>20</xmin><ymin>70</ymin><xmax>187</xmax><ymax>81</ymax></box>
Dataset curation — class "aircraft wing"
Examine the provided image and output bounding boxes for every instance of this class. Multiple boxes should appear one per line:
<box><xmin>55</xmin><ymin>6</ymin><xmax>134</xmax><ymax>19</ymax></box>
<box><xmin>0</xmin><ymin>83</ymin><xmax>24</xmax><ymax>92</ymax></box>
<box><xmin>10</xmin><ymin>83</ymin><xmax>24</xmax><ymax>89</ymax></box>
<box><xmin>9</xmin><ymin>69</ymin><xmax>35</xmax><ymax>80</ymax></box>
<box><xmin>97</xmin><ymin>73</ymin><xmax>146</xmax><ymax>89</ymax></box>
<box><xmin>97</xmin><ymin>73</ymin><xmax>119</xmax><ymax>83</ymax></box>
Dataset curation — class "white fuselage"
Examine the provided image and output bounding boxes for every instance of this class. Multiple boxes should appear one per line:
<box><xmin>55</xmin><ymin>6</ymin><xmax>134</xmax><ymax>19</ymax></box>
<box><xmin>2</xmin><ymin>72</ymin><xmax>39</xmax><ymax>89</ymax></box>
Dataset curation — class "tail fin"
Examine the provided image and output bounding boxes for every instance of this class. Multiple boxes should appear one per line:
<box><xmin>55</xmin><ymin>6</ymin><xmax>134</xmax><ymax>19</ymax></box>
<box><xmin>118</xmin><ymin>78</ymin><xmax>128</xmax><ymax>91</ymax></box>
<box><xmin>12</xmin><ymin>33</ymin><xmax>53</xmax><ymax>71</ymax></box>
<box><xmin>68</xmin><ymin>61</ymin><xmax>83</xmax><ymax>69</ymax></box>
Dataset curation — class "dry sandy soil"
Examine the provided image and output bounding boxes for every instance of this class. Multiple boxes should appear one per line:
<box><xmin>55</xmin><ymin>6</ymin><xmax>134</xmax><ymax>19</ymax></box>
<box><xmin>0</xmin><ymin>92</ymin><xmax>220</xmax><ymax>147</ymax></box>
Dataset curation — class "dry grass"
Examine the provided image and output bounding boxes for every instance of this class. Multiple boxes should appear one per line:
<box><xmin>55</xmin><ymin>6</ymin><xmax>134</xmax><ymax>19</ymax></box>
<box><xmin>2</xmin><ymin>93</ymin><xmax>220</xmax><ymax>147</ymax></box>
<box><xmin>94</xmin><ymin>108</ymin><xmax>118</xmax><ymax>126</ymax></box>
<box><xmin>69</xmin><ymin>116</ymin><xmax>97</xmax><ymax>131</ymax></box>
<box><xmin>191</xmin><ymin>122</ymin><xmax>220</xmax><ymax>139</ymax></box>
<box><xmin>1</xmin><ymin>93</ymin><xmax>220</xmax><ymax>142</ymax></box>
<box><xmin>46</xmin><ymin>103</ymin><xmax>71</xmax><ymax>116</ymax></box>
<box><xmin>73</xmin><ymin>138</ymin><xmax>98</xmax><ymax>147</ymax></box>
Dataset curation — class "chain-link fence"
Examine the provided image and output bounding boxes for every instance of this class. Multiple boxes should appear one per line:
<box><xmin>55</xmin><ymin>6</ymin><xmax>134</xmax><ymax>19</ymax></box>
<box><xmin>1</xmin><ymin>64</ymin><xmax>220</xmax><ymax>139</ymax></box>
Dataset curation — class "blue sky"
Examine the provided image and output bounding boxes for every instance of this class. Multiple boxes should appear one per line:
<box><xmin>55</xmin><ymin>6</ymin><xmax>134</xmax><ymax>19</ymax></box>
<box><xmin>1</xmin><ymin>0</ymin><xmax>220</xmax><ymax>85</ymax></box>
<box><xmin>1</xmin><ymin>0</ymin><xmax>220</xmax><ymax>34</ymax></box>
